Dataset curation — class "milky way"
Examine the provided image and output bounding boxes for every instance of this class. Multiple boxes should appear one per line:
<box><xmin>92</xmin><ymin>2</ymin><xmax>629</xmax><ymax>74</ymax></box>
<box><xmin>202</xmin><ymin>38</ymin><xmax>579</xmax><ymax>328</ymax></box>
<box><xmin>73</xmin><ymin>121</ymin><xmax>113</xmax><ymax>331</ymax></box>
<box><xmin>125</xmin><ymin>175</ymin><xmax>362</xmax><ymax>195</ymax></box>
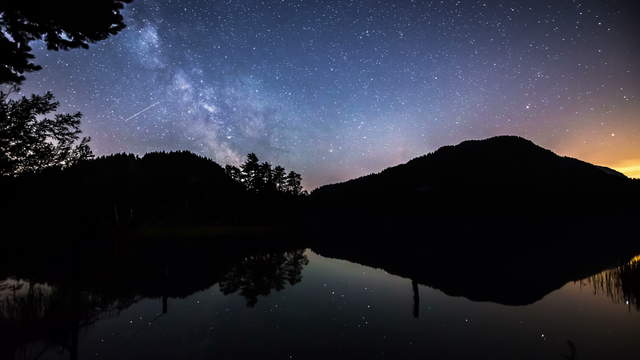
<box><xmin>19</xmin><ymin>0</ymin><xmax>640</xmax><ymax>187</ymax></box>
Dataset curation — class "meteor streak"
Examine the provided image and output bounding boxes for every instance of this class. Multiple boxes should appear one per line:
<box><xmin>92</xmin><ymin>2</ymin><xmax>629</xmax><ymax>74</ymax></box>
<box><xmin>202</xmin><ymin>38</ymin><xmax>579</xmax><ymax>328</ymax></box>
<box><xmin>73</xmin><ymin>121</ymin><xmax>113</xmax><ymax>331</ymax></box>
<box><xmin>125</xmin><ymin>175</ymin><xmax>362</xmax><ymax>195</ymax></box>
<box><xmin>123</xmin><ymin>101</ymin><xmax>161</xmax><ymax>122</ymax></box>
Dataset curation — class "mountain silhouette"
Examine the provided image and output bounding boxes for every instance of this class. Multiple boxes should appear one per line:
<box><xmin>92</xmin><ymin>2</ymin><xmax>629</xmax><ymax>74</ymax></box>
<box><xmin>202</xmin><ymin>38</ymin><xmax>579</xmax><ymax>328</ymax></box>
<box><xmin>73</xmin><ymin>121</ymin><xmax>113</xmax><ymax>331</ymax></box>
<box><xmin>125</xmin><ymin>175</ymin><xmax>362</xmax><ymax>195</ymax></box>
<box><xmin>311</xmin><ymin>135</ymin><xmax>638</xmax><ymax>215</ymax></box>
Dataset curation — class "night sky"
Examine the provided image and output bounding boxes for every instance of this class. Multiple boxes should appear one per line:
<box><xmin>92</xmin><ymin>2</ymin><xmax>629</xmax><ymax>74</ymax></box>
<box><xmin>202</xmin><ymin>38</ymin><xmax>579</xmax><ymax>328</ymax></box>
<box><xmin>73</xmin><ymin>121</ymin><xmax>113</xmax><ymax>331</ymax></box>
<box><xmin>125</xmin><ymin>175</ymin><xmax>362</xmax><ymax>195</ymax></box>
<box><xmin>20</xmin><ymin>0</ymin><xmax>640</xmax><ymax>188</ymax></box>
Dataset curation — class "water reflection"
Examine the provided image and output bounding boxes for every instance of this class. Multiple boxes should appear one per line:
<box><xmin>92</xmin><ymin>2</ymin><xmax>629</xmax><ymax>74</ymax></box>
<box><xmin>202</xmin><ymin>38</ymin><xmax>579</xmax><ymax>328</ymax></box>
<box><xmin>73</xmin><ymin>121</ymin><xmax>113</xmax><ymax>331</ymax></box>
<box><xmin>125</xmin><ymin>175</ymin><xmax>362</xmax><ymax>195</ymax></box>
<box><xmin>2</xmin><ymin>246</ymin><xmax>640</xmax><ymax>359</ymax></box>
<box><xmin>0</xmin><ymin>248</ymin><xmax>308</xmax><ymax>359</ymax></box>
<box><xmin>313</xmin><ymin>242</ymin><xmax>639</xmax><ymax>306</ymax></box>
<box><xmin>579</xmin><ymin>255</ymin><xmax>640</xmax><ymax>311</ymax></box>
<box><xmin>220</xmin><ymin>250</ymin><xmax>308</xmax><ymax>307</ymax></box>
<box><xmin>411</xmin><ymin>279</ymin><xmax>419</xmax><ymax>318</ymax></box>
<box><xmin>0</xmin><ymin>279</ymin><xmax>137</xmax><ymax>360</ymax></box>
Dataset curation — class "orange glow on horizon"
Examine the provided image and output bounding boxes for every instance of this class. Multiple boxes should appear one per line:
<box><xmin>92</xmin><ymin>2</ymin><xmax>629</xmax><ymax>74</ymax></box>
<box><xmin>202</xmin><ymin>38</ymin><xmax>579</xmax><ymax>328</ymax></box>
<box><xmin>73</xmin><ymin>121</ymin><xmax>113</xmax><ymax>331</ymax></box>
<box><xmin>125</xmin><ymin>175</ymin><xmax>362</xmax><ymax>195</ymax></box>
<box><xmin>549</xmin><ymin>112</ymin><xmax>640</xmax><ymax>180</ymax></box>
<box><xmin>611</xmin><ymin>163</ymin><xmax>640</xmax><ymax>179</ymax></box>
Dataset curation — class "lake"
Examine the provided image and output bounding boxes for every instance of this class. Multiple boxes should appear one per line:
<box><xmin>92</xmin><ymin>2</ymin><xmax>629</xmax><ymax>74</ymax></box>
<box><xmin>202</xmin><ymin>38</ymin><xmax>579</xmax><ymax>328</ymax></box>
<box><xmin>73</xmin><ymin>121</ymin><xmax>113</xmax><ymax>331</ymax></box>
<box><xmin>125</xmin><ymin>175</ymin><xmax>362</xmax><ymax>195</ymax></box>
<box><xmin>1</xmin><ymin>249</ymin><xmax>639</xmax><ymax>359</ymax></box>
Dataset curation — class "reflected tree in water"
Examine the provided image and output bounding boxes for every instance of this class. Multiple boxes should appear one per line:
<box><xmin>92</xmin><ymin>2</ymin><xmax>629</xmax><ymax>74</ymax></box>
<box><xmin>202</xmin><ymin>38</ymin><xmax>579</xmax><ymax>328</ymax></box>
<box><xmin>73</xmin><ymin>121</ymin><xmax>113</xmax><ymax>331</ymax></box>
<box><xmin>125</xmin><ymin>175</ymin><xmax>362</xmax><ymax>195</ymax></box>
<box><xmin>219</xmin><ymin>250</ymin><xmax>308</xmax><ymax>307</ymax></box>
<box><xmin>580</xmin><ymin>256</ymin><xmax>640</xmax><ymax>311</ymax></box>
<box><xmin>561</xmin><ymin>340</ymin><xmax>577</xmax><ymax>360</ymax></box>
<box><xmin>412</xmin><ymin>279</ymin><xmax>420</xmax><ymax>319</ymax></box>
<box><xmin>0</xmin><ymin>279</ymin><xmax>136</xmax><ymax>360</ymax></box>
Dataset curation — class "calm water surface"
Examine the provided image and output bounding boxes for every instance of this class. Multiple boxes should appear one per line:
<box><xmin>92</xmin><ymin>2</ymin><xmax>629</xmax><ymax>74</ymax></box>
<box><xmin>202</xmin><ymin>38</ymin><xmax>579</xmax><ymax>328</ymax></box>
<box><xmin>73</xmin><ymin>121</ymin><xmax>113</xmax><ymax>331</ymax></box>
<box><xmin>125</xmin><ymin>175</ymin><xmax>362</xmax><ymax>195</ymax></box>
<box><xmin>2</xmin><ymin>250</ymin><xmax>639</xmax><ymax>359</ymax></box>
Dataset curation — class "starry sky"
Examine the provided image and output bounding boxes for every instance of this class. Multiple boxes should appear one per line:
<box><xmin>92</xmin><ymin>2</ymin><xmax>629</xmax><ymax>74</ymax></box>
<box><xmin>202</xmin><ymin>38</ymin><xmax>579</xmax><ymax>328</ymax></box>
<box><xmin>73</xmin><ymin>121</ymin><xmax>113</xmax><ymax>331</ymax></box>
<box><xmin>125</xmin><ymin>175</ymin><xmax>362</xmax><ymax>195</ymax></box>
<box><xmin>20</xmin><ymin>0</ymin><xmax>640</xmax><ymax>187</ymax></box>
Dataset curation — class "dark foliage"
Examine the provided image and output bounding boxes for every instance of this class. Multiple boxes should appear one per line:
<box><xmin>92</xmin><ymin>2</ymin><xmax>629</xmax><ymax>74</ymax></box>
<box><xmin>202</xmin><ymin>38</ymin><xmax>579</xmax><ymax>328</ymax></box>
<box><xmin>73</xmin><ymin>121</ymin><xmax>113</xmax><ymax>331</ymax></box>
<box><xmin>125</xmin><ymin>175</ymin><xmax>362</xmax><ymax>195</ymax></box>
<box><xmin>0</xmin><ymin>150</ymin><xmax>307</xmax><ymax>240</ymax></box>
<box><xmin>1</xmin><ymin>151</ymin><xmax>243</xmax><ymax>237</ymax></box>
<box><xmin>0</xmin><ymin>0</ymin><xmax>131</xmax><ymax>85</ymax></box>
<box><xmin>225</xmin><ymin>153</ymin><xmax>306</xmax><ymax>196</ymax></box>
<box><xmin>0</xmin><ymin>89</ymin><xmax>92</xmax><ymax>176</ymax></box>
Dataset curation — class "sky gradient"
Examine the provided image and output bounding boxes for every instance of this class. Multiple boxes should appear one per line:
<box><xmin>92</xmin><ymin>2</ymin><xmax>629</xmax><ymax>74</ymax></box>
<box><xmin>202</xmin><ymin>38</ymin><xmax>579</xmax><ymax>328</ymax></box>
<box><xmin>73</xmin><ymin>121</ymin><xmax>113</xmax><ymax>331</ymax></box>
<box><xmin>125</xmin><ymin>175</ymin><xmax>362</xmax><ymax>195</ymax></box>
<box><xmin>19</xmin><ymin>0</ymin><xmax>640</xmax><ymax>187</ymax></box>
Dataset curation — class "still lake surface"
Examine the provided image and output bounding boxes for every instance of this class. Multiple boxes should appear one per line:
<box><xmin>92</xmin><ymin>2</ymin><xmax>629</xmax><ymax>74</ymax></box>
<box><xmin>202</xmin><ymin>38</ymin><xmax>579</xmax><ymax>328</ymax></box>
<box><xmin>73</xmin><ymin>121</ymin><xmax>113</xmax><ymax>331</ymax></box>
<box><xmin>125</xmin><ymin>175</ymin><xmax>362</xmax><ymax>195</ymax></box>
<box><xmin>2</xmin><ymin>249</ymin><xmax>639</xmax><ymax>359</ymax></box>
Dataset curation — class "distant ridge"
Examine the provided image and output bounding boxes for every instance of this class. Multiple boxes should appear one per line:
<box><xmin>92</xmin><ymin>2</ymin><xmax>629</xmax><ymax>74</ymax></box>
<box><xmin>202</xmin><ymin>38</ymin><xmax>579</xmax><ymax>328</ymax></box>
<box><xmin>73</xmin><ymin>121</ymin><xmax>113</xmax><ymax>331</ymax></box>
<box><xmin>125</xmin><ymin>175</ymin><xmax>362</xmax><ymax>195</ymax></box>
<box><xmin>311</xmin><ymin>136</ymin><xmax>637</xmax><ymax>214</ymax></box>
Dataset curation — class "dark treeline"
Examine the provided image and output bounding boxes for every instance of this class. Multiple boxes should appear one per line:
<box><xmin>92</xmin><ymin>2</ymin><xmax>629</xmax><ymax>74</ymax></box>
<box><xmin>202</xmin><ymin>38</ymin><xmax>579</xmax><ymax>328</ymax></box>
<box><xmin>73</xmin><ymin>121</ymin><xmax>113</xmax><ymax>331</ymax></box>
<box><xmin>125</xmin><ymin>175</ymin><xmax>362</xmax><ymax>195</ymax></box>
<box><xmin>2</xmin><ymin>135</ymin><xmax>640</xmax><ymax>247</ymax></box>
<box><xmin>0</xmin><ymin>150</ymin><xmax>307</xmax><ymax>244</ymax></box>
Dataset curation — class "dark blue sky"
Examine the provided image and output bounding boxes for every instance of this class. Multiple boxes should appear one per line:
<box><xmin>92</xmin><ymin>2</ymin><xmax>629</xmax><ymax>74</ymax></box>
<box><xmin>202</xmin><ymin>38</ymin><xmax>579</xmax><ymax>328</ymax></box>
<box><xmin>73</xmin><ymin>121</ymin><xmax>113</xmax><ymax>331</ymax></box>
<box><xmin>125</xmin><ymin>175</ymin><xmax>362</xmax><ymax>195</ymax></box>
<box><xmin>20</xmin><ymin>0</ymin><xmax>640</xmax><ymax>187</ymax></box>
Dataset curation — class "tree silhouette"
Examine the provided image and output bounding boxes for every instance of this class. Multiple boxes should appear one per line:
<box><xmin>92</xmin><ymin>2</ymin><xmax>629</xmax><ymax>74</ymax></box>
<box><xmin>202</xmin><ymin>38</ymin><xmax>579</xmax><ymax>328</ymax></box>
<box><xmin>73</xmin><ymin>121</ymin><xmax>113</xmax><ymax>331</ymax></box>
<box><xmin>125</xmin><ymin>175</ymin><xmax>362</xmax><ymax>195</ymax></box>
<box><xmin>272</xmin><ymin>165</ymin><xmax>286</xmax><ymax>192</ymax></box>
<box><xmin>225</xmin><ymin>164</ymin><xmax>242</xmax><ymax>183</ymax></box>
<box><xmin>0</xmin><ymin>89</ymin><xmax>93</xmax><ymax>176</ymax></box>
<box><xmin>241</xmin><ymin>153</ymin><xmax>261</xmax><ymax>192</ymax></box>
<box><xmin>226</xmin><ymin>153</ymin><xmax>306</xmax><ymax>196</ymax></box>
<box><xmin>259</xmin><ymin>161</ymin><xmax>273</xmax><ymax>192</ymax></box>
<box><xmin>0</xmin><ymin>0</ymin><xmax>132</xmax><ymax>85</ymax></box>
<box><xmin>286</xmin><ymin>171</ymin><xmax>303</xmax><ymax>195</ymax></box>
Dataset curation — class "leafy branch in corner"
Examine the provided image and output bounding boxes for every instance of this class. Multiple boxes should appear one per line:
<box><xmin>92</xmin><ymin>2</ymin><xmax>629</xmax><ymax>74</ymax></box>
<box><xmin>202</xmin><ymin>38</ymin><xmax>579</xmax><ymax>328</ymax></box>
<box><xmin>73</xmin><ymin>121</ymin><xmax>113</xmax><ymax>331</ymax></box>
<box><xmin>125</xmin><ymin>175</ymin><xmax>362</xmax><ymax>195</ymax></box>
<box><xmin>0</xmin><ymin>88</ymin><xmax>93</xmax><ymax>176</ymax></box>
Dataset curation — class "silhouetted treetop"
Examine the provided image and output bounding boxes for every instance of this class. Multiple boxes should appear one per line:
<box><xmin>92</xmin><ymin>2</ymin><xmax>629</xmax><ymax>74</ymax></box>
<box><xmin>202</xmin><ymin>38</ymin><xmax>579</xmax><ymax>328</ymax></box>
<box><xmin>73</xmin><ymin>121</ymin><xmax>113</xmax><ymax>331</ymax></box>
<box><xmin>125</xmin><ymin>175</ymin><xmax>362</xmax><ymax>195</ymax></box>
<box><xmin>272</xmin><ymin>165</ymin><xmax>286</xmax><ymax>192</ymax></box>
<box><xmin>286</xmin><ymin>170</ymin><xmax>303</xmax><ymax>195</ymax></box>
<box><xmin>226</xmin><ymin>153</ymin><xmax>306</xmax><ymax>196</ymax></box>
<box><xmin>0</xmin><ymin>0</ymin><xmax>132</xmax><ymax>84</ymax></box>
<box><xmin>0</xmin><ymin>89</ymin><xmax>92</xmax><ymax>176</ymax></box>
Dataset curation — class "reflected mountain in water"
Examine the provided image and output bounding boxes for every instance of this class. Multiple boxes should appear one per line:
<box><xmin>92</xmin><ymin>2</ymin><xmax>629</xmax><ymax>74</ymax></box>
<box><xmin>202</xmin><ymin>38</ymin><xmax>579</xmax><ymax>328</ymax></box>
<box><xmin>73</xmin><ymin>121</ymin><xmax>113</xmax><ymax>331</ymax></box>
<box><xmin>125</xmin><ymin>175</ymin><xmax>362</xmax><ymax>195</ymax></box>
<box><xmin>311</xmin><ymin>220</ymin><xmax>639</xmax><ymax>306</ymax></box>
<box><xmin>316</xmin><ymin>244</ymin><xmax>638</xmax><ymax>306</ymax></box>
<box><xmin>2</xmin><ymin>243</ymin><xmax>640</xmax><ymax>359</ymax></box>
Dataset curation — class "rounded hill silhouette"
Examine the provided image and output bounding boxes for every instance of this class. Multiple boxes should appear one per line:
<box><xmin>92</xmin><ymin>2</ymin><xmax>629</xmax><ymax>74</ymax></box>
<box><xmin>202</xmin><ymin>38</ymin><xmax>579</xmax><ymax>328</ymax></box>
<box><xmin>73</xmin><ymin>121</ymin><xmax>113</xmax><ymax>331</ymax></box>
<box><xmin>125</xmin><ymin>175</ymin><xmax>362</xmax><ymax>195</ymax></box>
<box><xmin>311</xmin><ymin>135</ymin><xmax>637</xmax><ymax>215</ymax></box>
